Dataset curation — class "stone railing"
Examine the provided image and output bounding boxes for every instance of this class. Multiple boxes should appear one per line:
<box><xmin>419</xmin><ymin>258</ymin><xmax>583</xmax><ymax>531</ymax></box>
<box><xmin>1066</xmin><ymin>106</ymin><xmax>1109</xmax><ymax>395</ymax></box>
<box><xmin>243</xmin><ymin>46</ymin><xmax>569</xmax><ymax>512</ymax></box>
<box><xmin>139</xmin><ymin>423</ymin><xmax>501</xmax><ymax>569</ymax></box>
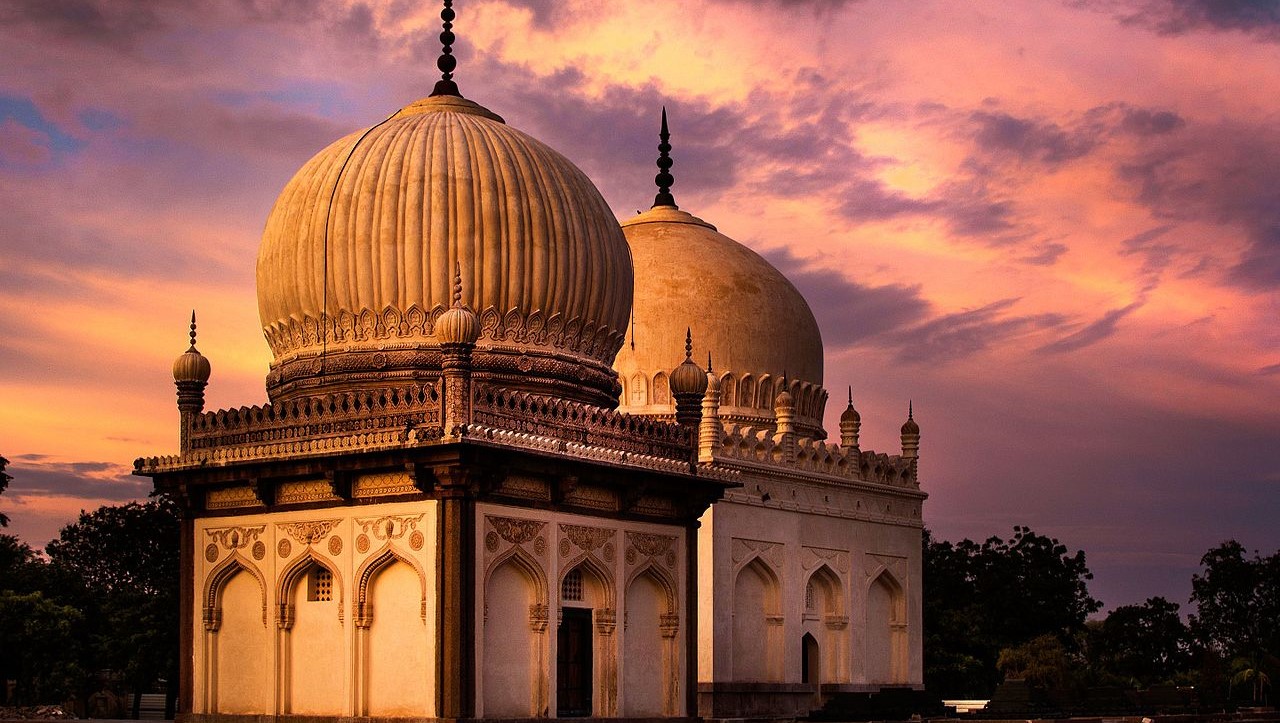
<box><xmin>714</xmin><ymin>424</ymin><xmax>916</xmax><ymax>488</ymax></box>
<box><xmin>470</xmin><ymin>384</ymin><xmax>692</xmax><ymax>465</ymax></box>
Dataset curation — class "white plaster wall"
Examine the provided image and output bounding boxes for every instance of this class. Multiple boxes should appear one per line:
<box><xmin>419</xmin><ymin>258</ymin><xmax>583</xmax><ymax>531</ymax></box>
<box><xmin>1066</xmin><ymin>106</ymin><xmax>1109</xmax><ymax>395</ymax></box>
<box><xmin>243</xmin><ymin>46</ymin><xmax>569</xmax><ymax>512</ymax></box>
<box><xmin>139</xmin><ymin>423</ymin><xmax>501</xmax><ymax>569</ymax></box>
<box><xmin>622</xmin><ymin>573</ymin><xmax>665</xmax><ymax>716</ymax></box>
<box><xmin>474</xmin><ymin>502</ymin><xmax>688</xmax><ymax>718</ymax></box>
<box><xmin>697</xmin><ymin>474</ymin><xmax>924</xmax><ymax>688</ymax></box>
<box><xmin>193</xmin><ymin>497</ymin><xmax>438</xmax><ymax>718</ymax></box>
<box><xmin>483</xmin><ymin>562</ymin><xmax>536</xmax><ymax>716</ymax></box>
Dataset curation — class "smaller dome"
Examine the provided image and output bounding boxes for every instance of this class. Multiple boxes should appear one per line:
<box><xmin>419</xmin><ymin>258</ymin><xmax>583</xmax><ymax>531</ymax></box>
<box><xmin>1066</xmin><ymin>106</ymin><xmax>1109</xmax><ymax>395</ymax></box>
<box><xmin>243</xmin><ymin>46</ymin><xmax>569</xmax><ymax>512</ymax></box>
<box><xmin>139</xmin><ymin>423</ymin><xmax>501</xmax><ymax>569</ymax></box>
<box><xmin>901</xmin><ymin>403</ymin><xmax>919</xmax><ymax>435</ymax></box>
<box><xmin>670</xmin><ymin>331</ymin><xmax>709</xmax><ymax>398</ymax></box>
<box><xmin>774</xmin><ymin>386</ymin><xmax>794</xmax><ymax>409</ymax></box>
<box><xmin>173</xmin><ymin>313</ymin><xmax>211</xmax><ymax>383</ymax></box>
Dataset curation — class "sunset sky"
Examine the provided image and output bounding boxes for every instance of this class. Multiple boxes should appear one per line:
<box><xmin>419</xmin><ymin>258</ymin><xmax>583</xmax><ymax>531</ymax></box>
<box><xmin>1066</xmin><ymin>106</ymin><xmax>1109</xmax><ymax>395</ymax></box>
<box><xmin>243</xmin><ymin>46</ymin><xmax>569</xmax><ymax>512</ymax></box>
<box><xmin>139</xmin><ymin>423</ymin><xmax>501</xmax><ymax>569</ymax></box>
<box><xmin>1</xmin><ymin>0</ymin><xmax>1278</xmax><ymax>612</ymax></box>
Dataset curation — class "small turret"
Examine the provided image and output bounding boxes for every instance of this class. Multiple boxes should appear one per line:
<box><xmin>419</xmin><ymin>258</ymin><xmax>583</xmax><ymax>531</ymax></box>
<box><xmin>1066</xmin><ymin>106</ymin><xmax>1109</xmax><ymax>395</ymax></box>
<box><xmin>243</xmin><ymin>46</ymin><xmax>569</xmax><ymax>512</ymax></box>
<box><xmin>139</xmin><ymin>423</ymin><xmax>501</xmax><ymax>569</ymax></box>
<box><xmin>839</xmin><ymin>386</ymin><xmax>861</xmax><ymax>452</ymax></box>
<box><xmin>901</xmin><ymin>401</ymin><xmax>920</xmax><ymax>476</ymax></box>
<box><xmin>173</xmin><ymin>311</ymin><xmax>210</xmax><ymax>453</ymax></box>
<box><xmin>774</xmin><ymin>375</ymin><xmax>796</xmax><ymax>462</ymax></box>
<box><xmin>439</xmin><ymin>266</ymin><xmax>479</xmax><ymax>436</ymax></box>
<box><xmin>670</xmin><ymin>328</ymin><xmax>707</xmax><ymax>428</ymax></box>
<box><xmin>699</xmin><ymin>353</ymin><xmax>722</xmax><ymax>463</ymax></box>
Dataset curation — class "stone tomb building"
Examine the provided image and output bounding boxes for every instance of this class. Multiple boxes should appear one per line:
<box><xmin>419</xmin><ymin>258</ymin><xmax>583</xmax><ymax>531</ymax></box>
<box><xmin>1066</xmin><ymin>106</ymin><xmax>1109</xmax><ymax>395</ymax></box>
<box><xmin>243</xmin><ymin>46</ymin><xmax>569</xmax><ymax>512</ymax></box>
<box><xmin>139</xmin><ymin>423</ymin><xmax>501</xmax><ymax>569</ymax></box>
<box><xmin>138</xmin><ymin>17</ymin><xmax>925</xmax><ymax>722</ymax></box>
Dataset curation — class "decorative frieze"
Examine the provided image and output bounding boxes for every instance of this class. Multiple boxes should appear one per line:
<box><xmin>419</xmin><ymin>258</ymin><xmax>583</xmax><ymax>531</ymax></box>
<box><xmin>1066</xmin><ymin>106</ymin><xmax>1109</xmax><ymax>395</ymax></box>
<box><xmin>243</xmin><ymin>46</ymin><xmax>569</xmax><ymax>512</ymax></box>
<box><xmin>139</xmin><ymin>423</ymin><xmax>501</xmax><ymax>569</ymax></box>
<box><xmin>352</xmin><ymin>472</ymin><xmax>418</xmax><ymax>498</ymax></box>
<box><xmin>205</xmin><ymin>525</ymin><xmax>265</xmax><ymax>551</ymax></box>
<box><xmin>356</xmin><ymin>513</ymin><xmax>423</xmax><ymax>542</ymax></box>
<box><xmin>277</xmin><ymin>519</ymin><xmax>340</xmax><ymax>546</ymax></box>
<box><xmin>206</xmin><ymin>487</ymin><xmax>263</xmax><ymax>510</ymax></box>
<box><xmin>276</xmin><ymin>480</ymin><xmax>340</xmax><ymax>504</ymax></box>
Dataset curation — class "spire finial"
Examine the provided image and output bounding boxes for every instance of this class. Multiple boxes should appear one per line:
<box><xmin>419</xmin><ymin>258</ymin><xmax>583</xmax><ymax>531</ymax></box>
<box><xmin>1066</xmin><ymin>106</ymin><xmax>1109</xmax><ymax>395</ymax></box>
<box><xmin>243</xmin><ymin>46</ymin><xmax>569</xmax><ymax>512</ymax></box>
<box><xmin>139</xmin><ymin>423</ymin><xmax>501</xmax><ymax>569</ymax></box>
<box><xmin>452</xmin><ymin>262</ymin><xmax>463</xmax><ymax>308</ymax></box>
<box><xmin>684</xmin><ymin>327</ymin><xmax>693</xmax><ymax>360</ymax></box>
<box><xmin>188</xmin><ymin>310</ymin><xmax>198</xmax><ymax>350</ymax></box>
<box><xmin>909</xmin><ymin>400</ymin><xmax>914</xmax><ymax>420</ymax></box>
<box><xmin>430</xmin><ymin>0</ymin><xmax>462</xmax><ymax>97</ymax></box>
<box><xmin>848</xmin><ymin>385</ymin><xmax>853</xmax><ymax>405</ymax></box>
<box><xmin>707</xmin><ymin>351</ymin><xmax>713</xmax><ymax>373</ymax></box>
<box><xmin>653</xmin><ymin>107</ymin><xmax>677</xmax><ymax>209</ymax></box>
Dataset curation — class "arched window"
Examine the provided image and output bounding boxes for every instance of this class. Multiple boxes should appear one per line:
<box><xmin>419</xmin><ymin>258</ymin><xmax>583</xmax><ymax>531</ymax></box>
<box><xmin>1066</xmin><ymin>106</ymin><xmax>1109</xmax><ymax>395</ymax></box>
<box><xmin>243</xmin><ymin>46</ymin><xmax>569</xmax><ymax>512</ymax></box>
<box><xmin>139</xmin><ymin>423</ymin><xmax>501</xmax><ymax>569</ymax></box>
<box><xmin>307</xmin><ymin>567</ymin><xmax>333</xmax><ymax>602</ymax></box>
<box><xmin>561</xmin><ymin>567</ymin><xmax>584</xmax><ymax>602</ymax></box>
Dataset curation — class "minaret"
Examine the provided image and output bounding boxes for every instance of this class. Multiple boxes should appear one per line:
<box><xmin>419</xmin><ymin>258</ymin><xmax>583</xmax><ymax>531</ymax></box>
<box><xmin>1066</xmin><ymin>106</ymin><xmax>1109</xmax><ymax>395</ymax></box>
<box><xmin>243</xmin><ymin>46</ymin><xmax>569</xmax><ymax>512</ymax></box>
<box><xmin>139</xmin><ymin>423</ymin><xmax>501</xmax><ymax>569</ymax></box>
<box><xmin>699</xmin><ymin>353</ymin><xmax>722</xmax><ymax>463</ymax></box>
<box><xmin>429</xmin><ymin>0</ymin><xmax>462</xmax><ymax>97</ymax></box>
<box><xmin>900</xmin><ymin>401</ymin><xmax>920</xmax><ymax>477</ymax></box>
<box><xmin>773</xmin><ymin>375</ymin><xmax>796</xmax><ymax>462</ymax></box>
<box><xmin>839</xmin><ymin>386</ymin><xmax>861</xmax><ymax>453</ymax></box>
<box><xmin>436</xmin><ymin>265</ymin><xmax>480</xmax><ymax>436</ymax></box>
<box><xmin>653</xmin><ymin>107</ymin><xmax>677</xmax><ymax>209</ymax></box>
<box><xmin>670</xmin><ymin>328</ymin><xmax>708</xmax><ymax>429</ymax></box>
<box><xmin>172</xmin><ymin>311</ymin><xmax>211</xmax><ymax>454</ymax></box>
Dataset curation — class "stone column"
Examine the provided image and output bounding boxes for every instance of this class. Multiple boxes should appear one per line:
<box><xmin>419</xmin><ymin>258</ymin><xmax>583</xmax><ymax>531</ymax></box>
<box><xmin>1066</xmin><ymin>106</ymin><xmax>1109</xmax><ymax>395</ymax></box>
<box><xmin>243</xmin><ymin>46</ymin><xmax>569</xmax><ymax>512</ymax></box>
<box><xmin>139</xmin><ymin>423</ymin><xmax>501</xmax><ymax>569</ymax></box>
<box><xmin>774</xmin><ymin>384</ymin><xmax>797</xmax><ymax>463</ymax></box>
<box><xmin>699</xmin><ymin>366</ymin><xmax>722</xmax><ymax>463</ymax></box>
<box><xmin>434</xmin><ymin>464</ymin><xmax>476</xmax><ymax>718</ymax></box>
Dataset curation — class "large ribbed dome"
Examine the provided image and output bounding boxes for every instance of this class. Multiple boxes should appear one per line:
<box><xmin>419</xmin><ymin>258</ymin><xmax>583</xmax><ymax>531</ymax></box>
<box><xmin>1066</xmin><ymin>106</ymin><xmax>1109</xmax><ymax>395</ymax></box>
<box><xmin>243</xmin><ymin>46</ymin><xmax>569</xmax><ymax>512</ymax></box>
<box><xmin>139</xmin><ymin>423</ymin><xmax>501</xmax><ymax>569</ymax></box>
<box><xmin>614</xmin><ymin>205</ymin><xmax>827</xmax><ymax>438</ymax></box>
<box><xmin>257</xmin><ymin>95</ymin><xmax>633</xmax><ymax>405</ymax></box>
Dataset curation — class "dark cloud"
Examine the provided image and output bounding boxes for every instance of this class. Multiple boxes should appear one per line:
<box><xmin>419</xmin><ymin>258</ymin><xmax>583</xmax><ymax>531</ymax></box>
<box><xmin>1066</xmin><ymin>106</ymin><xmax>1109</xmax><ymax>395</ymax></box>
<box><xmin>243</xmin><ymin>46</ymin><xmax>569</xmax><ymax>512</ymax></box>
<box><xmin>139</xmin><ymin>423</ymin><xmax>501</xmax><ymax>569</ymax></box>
<box><xmin>970</xmin><ymin>110</ymin><xmax>1100</xmax><ymax>165</ymax></box>
<box><xmin>1038</xmin><ymin>299</ymin><xmax>1146</xmax><ymax>353</ymax></box>
<box><xmin>1122</xmin><ymin>0</ymin><xmax>1280</xmax><ymax>38</ymax></box>
<box><xmin>883</xmin><ymin>299</ymin><xmax>1068</xmax><ymax>363</ymax></box>
<box><xmin>1117</xmin><ymin>122</ymin><xmax>1280</xmax><ymax>289</ymax></box>
<box><xmin>1118</xmin><ymin>107</ymin><xmax>1187</xmax><ymax>136</ymax></box>
<box><xmin>760</xmin><ymin>246</ymin><xmax>931</xmax><ymax>348</ymax></box>
<box><xmin>5</xmin><ymin>459</ymin><xmax>148</xmax><ymax>502</ymax></box>
<box><xmin>1260</xmin><ymin>361</ymin><xmax>1280</xmax><ymax>375</ymax></box>
<box><xmin>1020</xmin><ymin>240</ymin><xmax>1070</xmax><ymax>266</ymax></box>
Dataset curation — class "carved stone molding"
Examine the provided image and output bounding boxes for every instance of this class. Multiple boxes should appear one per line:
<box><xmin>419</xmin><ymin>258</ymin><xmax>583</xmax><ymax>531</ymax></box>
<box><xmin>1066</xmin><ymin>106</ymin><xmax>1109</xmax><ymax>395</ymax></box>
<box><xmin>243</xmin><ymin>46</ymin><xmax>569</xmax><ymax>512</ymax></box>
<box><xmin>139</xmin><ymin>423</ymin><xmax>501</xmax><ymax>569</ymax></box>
<box><xmin>561</xmin><ymin>523</ymin><xmax>614</xmax><ymax>554</ymax></box>
<box><xmin>277</xmin><ymin>519</ymin><xmax>340</xmax><ymax>546</ymax></box>
<box><xmin>802</xmin><ymin>546</ymin><xmax>850</xmax><ymax>573</ymax></box>
<box><xmin>356</xmin><ymin>514</ymin><xmax>423</xmax><ymax>542</ymax></box>
<box><xmin>731</xmin><ymin>537</ymin><xmax>783</xmax><ymax>570</ymax></box>
<box><xmin>489</xmin><ymin>516</ymin><xmax>546</xmax><ymax>546</ymax></box>
<box><xmin>205</xmin><ymin>525</ymin><xmax>265</xmax><ymax>552</ymax></box>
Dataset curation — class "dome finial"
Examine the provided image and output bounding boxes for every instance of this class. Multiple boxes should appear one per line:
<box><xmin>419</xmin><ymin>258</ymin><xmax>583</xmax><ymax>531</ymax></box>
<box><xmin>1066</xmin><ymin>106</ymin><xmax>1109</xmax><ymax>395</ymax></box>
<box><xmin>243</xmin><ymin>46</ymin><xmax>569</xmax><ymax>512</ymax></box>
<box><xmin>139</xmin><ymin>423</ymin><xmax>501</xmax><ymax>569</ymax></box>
<box><xmin>430</xmin><ymin>0</ymin><xmax>462</xmax><ymax>97</ymax></box>
<box><xmin>707</xmin><ymin>351</ymin><xmax>713</xmax><ymax>374</ymax></box>
<box><xmin>653</xmin><ymin>107</ymin><xmax>677</xmax><ymax>209</ymax></box>
<box><xmin>188</xmin><ymin>310</ymin><xmax>199</xmax><ymax>351</ymax></box>
<box><xmin>684</xmin><ymin>326</ymin><xmax>693</xmax><ymax>360</ymax></box>
<box><xmin>452</xmin><ymin>262</ymin><xmax>464</xmax><ymax>308</ymax></box>
<box><xmin>909</xmin><ymin>400</ymin><xmax>914</xmax><ymax>420</ymax></box>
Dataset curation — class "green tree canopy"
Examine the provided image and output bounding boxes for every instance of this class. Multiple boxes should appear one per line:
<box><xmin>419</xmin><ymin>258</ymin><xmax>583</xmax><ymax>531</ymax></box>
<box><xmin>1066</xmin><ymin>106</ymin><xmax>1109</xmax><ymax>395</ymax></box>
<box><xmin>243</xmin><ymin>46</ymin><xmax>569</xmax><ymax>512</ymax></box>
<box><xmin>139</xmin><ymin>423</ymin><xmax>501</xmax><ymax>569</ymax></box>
<box><xmin>1089</xmin><ymin>596</ymin><xmax>1190</xmax><ymax>687</ymax></box>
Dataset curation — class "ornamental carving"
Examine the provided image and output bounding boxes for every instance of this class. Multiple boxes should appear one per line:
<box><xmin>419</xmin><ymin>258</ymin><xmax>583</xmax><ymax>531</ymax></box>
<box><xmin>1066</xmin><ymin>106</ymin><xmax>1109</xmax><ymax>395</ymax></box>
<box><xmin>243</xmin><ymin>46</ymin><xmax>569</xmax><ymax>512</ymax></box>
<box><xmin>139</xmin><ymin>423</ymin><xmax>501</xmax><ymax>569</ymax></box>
<box><xmin>251</xmin><ymin>541</ymin><xmax>266</xmax><ymax>560</ymax></box>
<box><xmin>561</xmin><ymin>523</ymin><xmax>614</xmax><ymax>553</ymax></box>
<box><xmin>356</xmin><ymin>534</ymin><xmax>370</xmax><ymax>554</ymax></box>
<box><xmin>204</xmin><ymin>544</ymin><xmax>218</xmax><ymax>563</ymax></box>
<box><xmin>627</xmin><ymin>532</ymin><xmax>675</xmax><ymax>559</ymax></box>
<box><xmin>731</xmin><ymin>537</ymin><xmax>783</xmax><ymax>569</ymax></box>
<box><xmin>529</xmin><ymin>603</ymin><xmax>549</xmax><ymax>632</ymax></box>
<box><xmin>328</xmin><ymin>536</ymin><xmax>343</xmax><ymax>556</ymax></box>
<box><xmin>409</xmin><ymin>530</ymin><xmax>424</xmax><ymax>551</ymax></box>
<box><xmin>356</xmin><ymin>513</ymin><xmax>423</xmax><ymax>541</ymax></box>
<box><xmin>277</xmin><ymin>519</ymin><xmax>340</xmax><ymax>546</ymax></box>
<box><xmin>205</xmin><ymin>525</ymin><xmax>265</xmax><ymax>551</ymax></box>
<box><xmin>488</xmin><ymin>516</ymin><xmax>546</xmax><ymax>546</ymax></box>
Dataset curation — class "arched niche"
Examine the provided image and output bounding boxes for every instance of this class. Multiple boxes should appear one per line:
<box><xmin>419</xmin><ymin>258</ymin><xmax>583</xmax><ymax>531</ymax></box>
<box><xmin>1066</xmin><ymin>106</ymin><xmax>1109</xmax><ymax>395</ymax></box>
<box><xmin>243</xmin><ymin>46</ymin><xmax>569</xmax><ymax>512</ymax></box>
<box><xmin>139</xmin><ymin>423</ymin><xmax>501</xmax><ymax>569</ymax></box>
<box><xmin>483</xmin><ymin>548</ymin><xmax>548</xmax><ymax>718</ymax></box>
<box><xmin>202</xmin><ymin>555</ymin><xmax>269</xmax><ymax>715</ymax></box>
<box><xmin>865</xmin><ymin>569</ymin><xmax>907</xmax><ymax>685</ymax></box>
<box><xmin>622</xmin><ymin>564</ymin><xmax>680</xmax><ymax>716</ymax></box>
<box><xmin>276</xmin><ymin>552</ymin><xmax>344</xmax><ymax>715</ymax></box>
<box><xmin>731</xmin><ymin>556</ymin><xmax>782</xmax><ymax>681</ymax></box>
<box><xmin>355</xmin><ymin>546</ymin><xmax>432</xmax><ymax>717</ymax></box>
<box><xmin>804</xmin><ymin>564</ymin><xmax>848</xmax><ymax>684</ymax></box>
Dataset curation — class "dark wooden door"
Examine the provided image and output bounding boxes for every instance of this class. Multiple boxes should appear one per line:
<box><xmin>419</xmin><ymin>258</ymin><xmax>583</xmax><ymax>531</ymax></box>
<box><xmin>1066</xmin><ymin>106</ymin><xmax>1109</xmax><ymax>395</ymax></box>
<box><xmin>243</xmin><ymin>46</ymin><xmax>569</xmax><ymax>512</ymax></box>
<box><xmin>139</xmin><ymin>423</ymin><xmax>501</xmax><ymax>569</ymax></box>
<box><xmin>557</xmin><ymin>608</ymin><xmax>593</xmax><ymax>716</ymax></box>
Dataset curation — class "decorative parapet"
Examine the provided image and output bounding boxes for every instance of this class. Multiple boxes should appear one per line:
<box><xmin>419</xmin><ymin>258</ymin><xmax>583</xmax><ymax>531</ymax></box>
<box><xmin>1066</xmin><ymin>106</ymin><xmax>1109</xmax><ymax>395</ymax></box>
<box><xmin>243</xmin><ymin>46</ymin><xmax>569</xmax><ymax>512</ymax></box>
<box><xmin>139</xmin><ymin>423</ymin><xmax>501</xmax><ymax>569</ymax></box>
<box><xmin>470</xmin><ymin>384</ymin><xmax>692</xmax><ymax>464</ymax></box>
<box><xmin>136</xmin><ymin>382</ymin><xmax>697</xmax><ymax>477</ymax></box>
<box><xmin>713</xmin><ymin>423</ymin><xmax>918</xmax><ymax>489</ymax></box>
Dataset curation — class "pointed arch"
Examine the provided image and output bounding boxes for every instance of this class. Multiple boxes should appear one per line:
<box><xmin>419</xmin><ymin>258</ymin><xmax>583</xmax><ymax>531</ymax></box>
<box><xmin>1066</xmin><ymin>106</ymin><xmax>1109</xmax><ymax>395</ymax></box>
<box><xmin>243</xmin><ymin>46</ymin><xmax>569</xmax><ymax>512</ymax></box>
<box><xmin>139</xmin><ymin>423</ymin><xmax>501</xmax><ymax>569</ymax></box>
<box><xmin>739</xmin><ymin>374</ymin><xmax>756</xmax><ymax>408</ymax></box>
<box><xmin>629</xmin><ymin>372</ymin><xmax>648</xmax><ymax>406</ymax></box>
<box><xmin>652</xmin><ymin>371</ymin><xmax>671</xmax><ymax>406</ymax></box>
<box><xmin>483</xmin><ymin>546</ymin><xmax>549</xmax><ymax>717</ymax></box>
<box><xmin>277</xmin><ymin>550</ymin><xmax>344</xmax><ymax>626</ymax></box>
<box><xmin>732</xmin><ymin>555</ymin><xmax>783</xmax><ymax>681</ymax></box>
<box><xmin>805</xmin><ymin>564</ymin><xmax>843</xmax><ymax>616</ymax></box>
<box><xmin>483</xmin><ymin>544</ymin><xmax>549</xmax><ymax>605</ymax></box>
<box><xmin>204</xmin><ymin>553</ymin><xmax>267</xmax><ymax>630</ymax></box>
<box><xmin>865</xmin><ymin>567</ymin><xmax>908</xmax><ymax>684</ymax></box>
<box><xmin>720</xmin><ymin>373</ymin><xmax>737</xmax><ymax>409</ymax></box>
<box><xmin>355</xmin><ymin>543</ymin><xmax>427</xmax><ymax>625</ymax></box>
<box><xmin>560</xmin><ymin>551</ymin><xmax>616</xmax><ymax>606</ymax></box>
<box><xmin>624</xmin><ymin>561</ymin><xmax>678</xmax><ymax>614</ymax></box>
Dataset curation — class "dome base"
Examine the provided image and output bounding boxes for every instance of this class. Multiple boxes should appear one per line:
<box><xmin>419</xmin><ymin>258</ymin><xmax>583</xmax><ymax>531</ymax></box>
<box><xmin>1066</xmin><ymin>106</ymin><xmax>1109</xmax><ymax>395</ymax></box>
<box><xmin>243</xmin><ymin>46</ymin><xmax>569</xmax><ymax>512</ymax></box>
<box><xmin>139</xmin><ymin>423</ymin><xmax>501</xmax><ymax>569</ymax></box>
<box><xmin>266</xmin><ymin>345</ymin><xmax>623</xmax><ymax>409</ymax></box>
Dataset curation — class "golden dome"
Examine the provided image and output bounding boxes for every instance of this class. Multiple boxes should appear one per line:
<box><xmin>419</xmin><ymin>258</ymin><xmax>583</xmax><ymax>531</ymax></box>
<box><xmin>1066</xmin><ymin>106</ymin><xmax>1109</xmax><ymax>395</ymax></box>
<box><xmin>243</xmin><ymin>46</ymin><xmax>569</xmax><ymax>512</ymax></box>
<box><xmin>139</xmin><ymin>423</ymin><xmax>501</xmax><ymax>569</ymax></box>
<box><xmin>173</xmin><ymin>312</ymin><xmax>211</xmax><ymax>384</ymax></box>
<box><xmin>614</xmin><ymin>205</ymin><xmax>827</xmax><ymax>437</ymax></box>
<box><xmin>256</xmin><ymin>95</ymin><xmax>633</xmax><ymax>405</ymax></box>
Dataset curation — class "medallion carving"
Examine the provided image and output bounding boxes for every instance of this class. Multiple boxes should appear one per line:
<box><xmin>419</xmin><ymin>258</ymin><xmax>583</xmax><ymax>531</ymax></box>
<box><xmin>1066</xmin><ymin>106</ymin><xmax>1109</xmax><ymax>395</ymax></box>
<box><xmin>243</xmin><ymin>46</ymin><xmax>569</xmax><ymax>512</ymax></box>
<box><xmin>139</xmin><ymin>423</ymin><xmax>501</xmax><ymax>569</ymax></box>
<box><xmin>328</xmin><ymin>536</ymin><xmax>343</xmax><ymax>556</ymax></box>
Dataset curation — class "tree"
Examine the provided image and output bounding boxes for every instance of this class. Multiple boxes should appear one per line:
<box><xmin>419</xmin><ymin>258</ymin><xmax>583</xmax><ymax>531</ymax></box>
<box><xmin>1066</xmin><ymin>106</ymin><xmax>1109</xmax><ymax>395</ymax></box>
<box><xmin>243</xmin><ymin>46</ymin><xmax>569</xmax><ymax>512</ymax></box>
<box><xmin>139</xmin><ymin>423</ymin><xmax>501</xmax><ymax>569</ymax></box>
<box><xmin>997</xmin><ymin>634</ymin><xmax>1082</xmax><ymax>689</ymax></box>
<box><xmin>1089</xmin><ymin>596</ymin><xmax>1190</xmax><ymax>687</ymax></box>
<box><xmin>0</xmin><ymin>590</ymin><xmax>84</xmax><ymax>704</ymax></box>
<box><xmin>1</xmin><ymin>453</ymin><xmax>11</xmax><ymax>527</ymax></box>
<box><xmin>924</xmin><ymin>526</ymin><xmax>1101</xmax><ymax>697</ymax></box>
<box><xmin>44</xmin><ymin>498</ymin><xmax>181</xmax><ymax>711</ymax></box>
<box><xmin>1189</xmin><ymin>541</ymin><xmax>1280</xmax><ymax>661</ymax></box>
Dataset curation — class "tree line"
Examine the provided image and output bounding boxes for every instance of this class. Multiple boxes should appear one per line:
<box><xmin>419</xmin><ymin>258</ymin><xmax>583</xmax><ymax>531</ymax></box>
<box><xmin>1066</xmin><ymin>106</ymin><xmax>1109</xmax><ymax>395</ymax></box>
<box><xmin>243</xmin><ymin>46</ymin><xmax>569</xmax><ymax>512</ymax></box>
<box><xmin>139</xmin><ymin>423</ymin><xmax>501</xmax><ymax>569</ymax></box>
<box><xmin>925</xmin><ymin>525</ymin><xmax>1279</xmax><ymax>707</ymax></box>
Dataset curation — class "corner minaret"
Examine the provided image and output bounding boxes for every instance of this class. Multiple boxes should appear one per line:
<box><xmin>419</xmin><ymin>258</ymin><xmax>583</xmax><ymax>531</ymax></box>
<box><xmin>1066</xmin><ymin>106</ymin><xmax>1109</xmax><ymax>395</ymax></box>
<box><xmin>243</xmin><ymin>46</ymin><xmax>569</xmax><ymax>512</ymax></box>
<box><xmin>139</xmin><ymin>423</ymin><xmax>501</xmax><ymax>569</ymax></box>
<box><xmin>699</xmin><ymin>353</ymin><xmax>722</xmax><ymax>462</ymax></box>
<box><xmin>840</xmin><ymin>386</ymin><xmax>861</xmax><ymax>452</ymax></box>
<box><xmin>430</xmin><ymin>0</ymin><xmax>461</xmax><ymax>97</ymax></box>
<box><xmin>901</xmin><ymin>401</ymin><xmax>920</xmax><ymax>476</ymax></box>
<box><xmin>653</xmin><ymin>107</ymin><xmax>677</xmax><ymax>208</ymax></box>
<box><xmin>774</xmin><ymin>375</ymin><xmax>797</xmax><ymax>462</ymax></box>
<box><xmin>172</xmin><ymin>311</ymin><xmax>211</xmax><ymax>453</ymax></box>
